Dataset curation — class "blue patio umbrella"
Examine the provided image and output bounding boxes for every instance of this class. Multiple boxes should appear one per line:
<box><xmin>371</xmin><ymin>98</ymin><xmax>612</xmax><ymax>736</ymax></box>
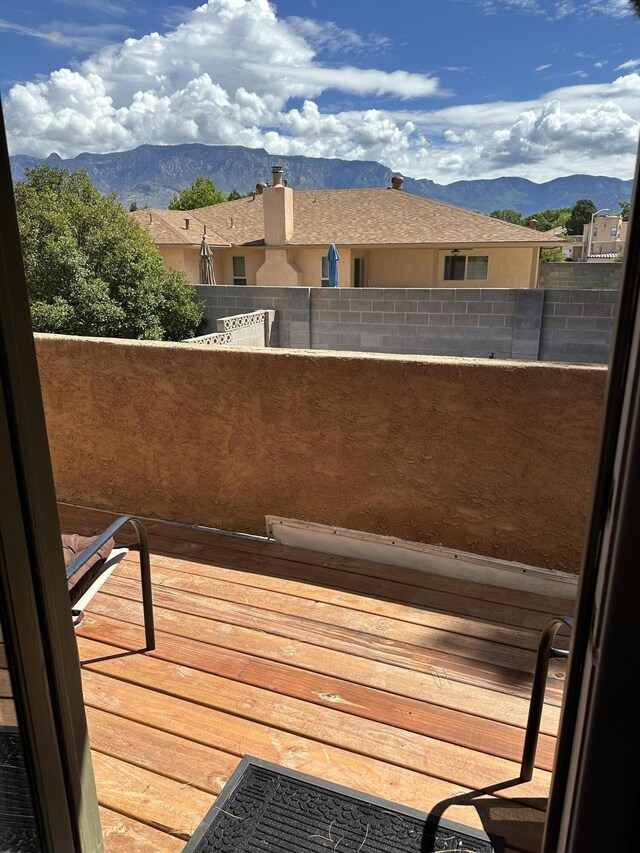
<box><xmin>327</xmin><ymin>243</ymin><xmax>340</xmax><ymax>287</ymax></box>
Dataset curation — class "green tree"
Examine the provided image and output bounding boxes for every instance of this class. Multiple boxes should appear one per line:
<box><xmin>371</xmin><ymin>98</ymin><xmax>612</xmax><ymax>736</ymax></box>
<box><xmin>15</xmin><ymin>166</ymin><xmax>203</xmax><ymax>340</ymax></box>
<box><xmin>524</xmin><ymin>207</ymin><xmax>570</xmax><ymax>231</ymax></box>
<box><xmin>227</xmin><ymin>188</ymin><xmax>244</xmax><ymax>201</ymax></box>
<box><xmin>540</xmin><ymin>247</ymin><xmax>567</xmax><ymax>263</ymax></box>
<box><xmin>129</xmin><ymin>200</ymin><xmax>138</xmax><ymax>211</ymax></box>
<box><xmin>631</xmin><ymin>0</ymin><xmax>640</xmax><ymax>17</ymax></box>
<box><xmin>619</xmin><ymin>200</ymin><xmax>630</xmax><ymax>221</ymax></box>
<box><xmin>566</xmin><ymin>199</ymin><xmax>598</xmax><ymax>235</ymax></box>
<box><xmin>490</xmin><ymin>208</ymin><xmax>522</xmax><ymax>224</ymax></box>
<box><xmin>168</xmin><ymin>176</ymin><xmax>227</xmax><ymax>210</ymax></box>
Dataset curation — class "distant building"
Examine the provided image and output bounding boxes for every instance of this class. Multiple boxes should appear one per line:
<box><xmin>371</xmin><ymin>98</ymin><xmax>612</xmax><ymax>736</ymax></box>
<box><xmin>132</xmin><ymin>168</ymin><xmax>562</xmax><ymax>288</ymax></box>
<box><xmin>568</xmin><ymin>215</ymin><xmax>627</xmax><ymax>262</ymax></box>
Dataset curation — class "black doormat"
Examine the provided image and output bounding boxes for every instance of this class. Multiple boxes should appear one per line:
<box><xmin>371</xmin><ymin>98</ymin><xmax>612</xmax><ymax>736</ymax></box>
<box><xmin>182</xmin><ymin>757</ymin><xmax>504</xmax><ymax>852</ymax></box>
<box><xmin>0</xmin><ymin>726</ymin><xmax>42</xmax><ymax>852</ymax></box>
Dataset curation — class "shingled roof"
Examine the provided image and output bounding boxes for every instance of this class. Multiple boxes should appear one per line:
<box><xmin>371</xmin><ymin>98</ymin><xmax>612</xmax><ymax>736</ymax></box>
<box><xmin>132</xmin><ymin>189</ymin><xmax>562</xmax><ymax>248</ymax></box>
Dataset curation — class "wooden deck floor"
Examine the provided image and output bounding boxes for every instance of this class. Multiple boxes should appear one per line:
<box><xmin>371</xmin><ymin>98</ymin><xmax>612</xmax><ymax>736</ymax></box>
<box><xmin>60</xmin><ymin>504</ymin><xmax>572</xmax><ymax>853</ymax></box>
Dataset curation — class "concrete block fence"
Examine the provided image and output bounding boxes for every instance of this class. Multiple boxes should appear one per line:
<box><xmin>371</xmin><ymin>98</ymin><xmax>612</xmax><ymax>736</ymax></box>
<box><xmin>538</xmin><ymin>262</ymin><xmax>621</xmax><ymax>290</ymax></box>
<box><xmin>195</xmin><ymin>285</ymin><xmax>619</xmax><ymax>364</ymax></box>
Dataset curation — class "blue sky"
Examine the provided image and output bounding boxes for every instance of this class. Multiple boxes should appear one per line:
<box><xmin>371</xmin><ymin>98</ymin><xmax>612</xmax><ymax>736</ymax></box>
<box><xmin>1</xmin><ymin>0</ymin><xmax>639</xmax><ymax>183</ymax></box>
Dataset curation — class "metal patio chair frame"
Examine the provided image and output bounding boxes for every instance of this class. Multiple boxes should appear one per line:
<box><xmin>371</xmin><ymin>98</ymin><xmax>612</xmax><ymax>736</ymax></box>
<box><xmin>65</xmin><ymin>514</ymin><xmax>155</xmax><ymax>651</ymax></box>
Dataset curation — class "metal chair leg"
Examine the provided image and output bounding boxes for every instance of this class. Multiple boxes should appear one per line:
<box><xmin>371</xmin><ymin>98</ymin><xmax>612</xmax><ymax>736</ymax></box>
<box><xmin>129</xmin><ymin>517</ymin><xmax>155</xmax><ymax>651</ymax></box>
<box><xmin>520</xmin><ymin>616</ymin><xmax>573</xmax><ymax>782</ymax></box>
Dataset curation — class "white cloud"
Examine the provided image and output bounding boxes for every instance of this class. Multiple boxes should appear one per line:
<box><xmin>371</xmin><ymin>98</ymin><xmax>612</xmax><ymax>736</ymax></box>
<box><xmin>5</xmin><ymin>0</ymin><xmax>440</xmax><ymax>159</ymax></box>
<box><xmin>477</xmin><ymin>0</ymin><xmax>633</xmax><ymax>18</ymax></box>
<box><xmin>4</xmin><ymin>0</ymin><xmax>640</xmax><ymax>184</ymax></box>
<box><xmin>535</xmin><ymin>64</ymin><xmax>552</xmax><ymax>72</ymax></box>
<box><xmin>285</xmin><ymin>17</ymin><xmax>390</xmax><ymax>55</ymax></box>
<box><xmin>616</xmin><ymin>59</ymin><xmax>640</xmax><ymax>70</ymax></box>
<box><xmin>0</xmin><ymin>17</ymin><xmax>130</xmax><ymax>50</ymax></box>
<box><xmin>54</xmin><ymin>0</ymin><xmax>128</xmax><ymax>16</ymax></box>
<box><xmin>385</xmin><ymin>74</ymin><xmax>640</xmax><ymax>181</ymax></box>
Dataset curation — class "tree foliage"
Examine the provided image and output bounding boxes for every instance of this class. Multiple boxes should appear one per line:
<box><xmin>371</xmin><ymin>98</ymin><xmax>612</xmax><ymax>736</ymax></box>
<box><xmin>524</xmin><ymin>207</ymin><xmax>570</xmax><ymax>231</ymax></box>
<box><xmin>566</xmin><ymin>198</ymin><xmax>598</xmax><ymax>236</ymax></box>
<box><xmin>631</xmin><ymin>0</ymin><xmax>640</xmax><ymax>18</ymax></box>
<box><xmin>490</xmin><ymin>206</ymin><xmax>570</xmax><ymax>231</ymax></box>
<box><xmin>540</xmin><ymin>247</ymin><xmax>567</xmax><ymax>263</ymax></box>
<box><xmin>168</xmin><ymin>176</ymin><xmax>228</xmax><ymax>209</ymax></box>
<box><xmin>16</xmin><ymin>166</ymin><xmax>203</xmax><ymax>340</ymax></box>
<box><xmin>619</xmin><ymin>200</ymin><xmax>630</xmax><ymax>221</ymax></box>
<box><xmin>490</xmin><ymin>209</ymin><xmax>522</xmax><ymax>224</ymax></box>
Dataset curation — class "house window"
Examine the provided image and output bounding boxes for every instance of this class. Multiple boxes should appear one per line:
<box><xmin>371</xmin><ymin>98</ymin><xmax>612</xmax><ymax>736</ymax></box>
<box><xmin>611</xmin><ymin>225</ymin><xmax>619</xmax><ymax>237</ymax></box>
<box><xmin>321</xmin><ymin>256</ymin><xmax>330</xmax><ymax>286</ymax></box>
<box><xmin>232</xmin><ymin>256</ymin><xmax>247</xmax><ymax>285</ymax></box>
<box><xmin>444</xmin><ymin>254</ymin><xmax>488</xmax><ymax>281</ymax></box>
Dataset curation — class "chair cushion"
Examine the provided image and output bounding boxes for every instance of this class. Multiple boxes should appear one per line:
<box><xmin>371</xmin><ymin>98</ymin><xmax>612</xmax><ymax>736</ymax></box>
<box><xmin>62</xmin><ymin>534</ymin><xmax>115</xmax><ymax>605</ymax></box>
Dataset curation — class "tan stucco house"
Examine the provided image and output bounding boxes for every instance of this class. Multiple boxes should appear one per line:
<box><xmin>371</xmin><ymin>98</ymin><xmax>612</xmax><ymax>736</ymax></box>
<box><xmin>567</xmin><ymin>214</ymin><xmax>627</xmax><ymax>262</ymax></box>
<box><xmin>132</xmin><ymin>168</ymin><xmax>562</xmax><ymax>288</ymax></box>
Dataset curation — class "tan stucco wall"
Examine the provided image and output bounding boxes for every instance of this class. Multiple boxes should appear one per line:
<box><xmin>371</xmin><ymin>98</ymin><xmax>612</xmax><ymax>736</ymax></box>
<box><xmin>223</xmin><ymin>249</ymin><xmax>265</xmax><ymax>285</ymax></box>
<box><xmin>256</xmin><ymin>247</ymin><xmax>302</xmax><ymax>286</ymax></box>
<box><xmin>287</xmin><ymin>247</ymin><xmax>354</xmax><ymax>288</ymax></box>
<box><xmin>436</xmin><ymin>247</ymin><xmax>536</xmax><ymax>288</ymax></box>
<box><xmin>366</xmin><ymin>248</ymin><xmax>436</xmax><ymax>287</ymax></box>
<box><xmin>159</xmin><ymin>245</ymin><xmax>538</xmax><ymax>288</ymax></box>
<box><xmin>35</xmin><ymin>334</ymin><xmax>606</xmax><ymax>573</ymax></box>
<box><xmin>159</xmin><ymin>246</ymin><xmax>203</xmax><ymax>283</ymax></box>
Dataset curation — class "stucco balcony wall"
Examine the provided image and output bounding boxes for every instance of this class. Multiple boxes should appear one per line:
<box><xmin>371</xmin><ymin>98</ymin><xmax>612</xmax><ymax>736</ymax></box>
<box><xmin>35</xmin><ymin>334</ymin><xmax>606</xmax><ymax>574</ymax></box>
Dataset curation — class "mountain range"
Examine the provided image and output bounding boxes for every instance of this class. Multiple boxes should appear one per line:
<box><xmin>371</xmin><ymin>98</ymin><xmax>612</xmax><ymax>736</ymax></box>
<box><xmin>9</xmin><ymin>143</ymin><xmax>634</xmax><ymax>216</ymax></box>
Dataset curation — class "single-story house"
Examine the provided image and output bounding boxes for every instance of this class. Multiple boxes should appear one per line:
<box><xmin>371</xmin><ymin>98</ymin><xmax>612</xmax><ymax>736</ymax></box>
<box><xmin>132</xmin><ymin>168</ymin><xmax>563</xmax><ymax>288</ymax></box>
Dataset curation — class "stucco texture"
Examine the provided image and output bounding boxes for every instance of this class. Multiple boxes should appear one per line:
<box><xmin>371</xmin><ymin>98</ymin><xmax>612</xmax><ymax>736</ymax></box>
<box><xmin>35</xmin><ymin>334</ymin><xmax>607</xmax><ymax>573</ymax></box>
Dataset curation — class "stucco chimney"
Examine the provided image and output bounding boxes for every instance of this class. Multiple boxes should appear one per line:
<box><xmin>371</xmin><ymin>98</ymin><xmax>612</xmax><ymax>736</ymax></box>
<box><xmin>263</xmin><ymin>169</ymin><xmax>294</xmax><ymax>245</ymax></box>
<box><xmin>391</xmin><ymin>175</ymin><xmax>404</xmax><ymax>190</ymax></box>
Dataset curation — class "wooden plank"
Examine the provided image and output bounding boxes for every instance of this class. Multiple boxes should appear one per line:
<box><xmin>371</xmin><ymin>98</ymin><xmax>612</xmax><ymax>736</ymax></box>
<box><xmin>79</xmin><ymin>611</ymin><xmax>558</xmax><ymax>768</ymax></box>
<box><xmin>0</xmin><ymin>697</ymin><xmax>17</xmax><ymax>726</ymax></box>
<box><xmin>79</xmin><ymin>637</ymin><xmax>554</xmax><ymax>796</ymax></box>
<box><xmin>120</xmin><ymin>551</ymin><xmax>553</xmax><ymax>653</ymax></box>
<box><xmin>91</xmin><ymin>577</ymin><xmax>566</xmax><ymax>704</ymax></box>
<box><xmin>82</xmin><ymin>669</ymin><xmax>546</xmax><ymax>852</ymax></box>
<box><xmin>0</xmin><ymin>670</ymin><xmax>13</xmax><ymax>698</ymax></box>
<box><xmin>91</xmin><ymin>709</ymin><xmax>534</xmax><ymax>853</ymax></box>
<box><xmin>100</xmin><ymin>807</ymin><xmax>185</xmax><ymax>853</ymax></box>
<box><xmin>83</xmin><ymin>583</ymin><xmax>565</xmax><ymax>709</ymax></box>
<box><xmin>91</xmin><ymin>751</ymin><xmax>213</xmax><ymax>843</ymax></box>
<box><xmin>115</xmin><ymin>561</ymin><xmax>543</xmax><ymax>674</ymax></box>
<box><xmin>87</xmin><ymin>706</ymin><xmax>237</xmax><ymax>794</ymax></box>
<box><xmin>58</xmin><ymin>504</ymin><xmax>567</xmax><ymax>615</ymax></box>
<box><xmin>123</xmin><ymin>531</ymin><xmax>569</xmax><ymax>633</ymax></box>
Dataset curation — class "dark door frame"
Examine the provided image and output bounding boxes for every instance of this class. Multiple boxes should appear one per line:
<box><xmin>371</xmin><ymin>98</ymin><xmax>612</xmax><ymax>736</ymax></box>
<box><xmin>0</xmin><ymin>100</ymin><xmax>103</xmax><ymax>850</ymax></box>
<box><xmin>543</xmin><ymin>147</ymin><xmax>640</xmax><ymax>851</ymax></box>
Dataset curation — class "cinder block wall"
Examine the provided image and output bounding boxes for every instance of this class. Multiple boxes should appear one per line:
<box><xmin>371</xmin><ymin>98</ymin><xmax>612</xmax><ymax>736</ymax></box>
<box><xmin>196</xmin><ymin>285</ymin><xmax>310</xmax><ymax>348</ymax></box>
<box><xmin>539</xmin><ymin>263</ymin><xmax>621</xmax><ymax>290</ymax></box>
<box><xmin>539</xmin><ymin>290</ymin><xmax>618</xmax><ymax>363</ymax></box>
<box><xmin>196</xmin><ymin>285</ymin><xmax>618</xmax><ymax>364</ymax></box>
<box><xmin>310</xmin><ymin>288</ymin><xmax>517</xmax><ymax>359</ymax></box>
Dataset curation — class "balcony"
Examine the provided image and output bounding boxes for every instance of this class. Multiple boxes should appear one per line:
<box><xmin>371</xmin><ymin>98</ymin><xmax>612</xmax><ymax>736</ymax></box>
<box><xmin>63</xmin><ymin>503</ymin><xmax>566</xmax><ymax>853</ymax></box>
<box><xmin>37</xmin><ymin>334</ymin><xmax>606</xmax><ymax>852</ymax></box>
